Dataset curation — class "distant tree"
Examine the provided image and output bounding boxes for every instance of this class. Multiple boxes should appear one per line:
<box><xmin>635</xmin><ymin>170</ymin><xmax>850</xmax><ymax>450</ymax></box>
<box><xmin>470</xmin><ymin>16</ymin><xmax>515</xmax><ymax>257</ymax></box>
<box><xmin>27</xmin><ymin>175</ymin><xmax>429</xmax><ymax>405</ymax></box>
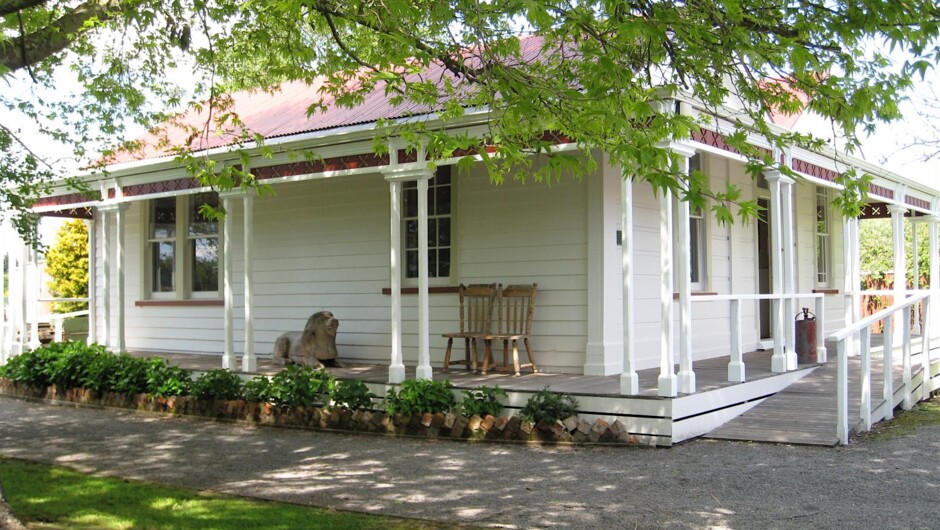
<box><xmin>44</xmin><ymin>220</ymin><xmax>88</xmax><ymax>313</ymax></box>
<box><xmin>859</xmin><ymin>218</ymin><xmax>930</xmax><ymax>287</ymax></box>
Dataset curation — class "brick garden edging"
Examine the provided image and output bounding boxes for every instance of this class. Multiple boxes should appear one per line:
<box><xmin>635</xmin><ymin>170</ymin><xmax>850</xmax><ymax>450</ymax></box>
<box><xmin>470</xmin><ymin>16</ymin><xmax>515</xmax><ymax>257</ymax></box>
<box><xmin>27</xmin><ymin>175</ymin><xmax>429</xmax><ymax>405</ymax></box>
<box><xmin>0</xmin><ymin>378</ymin><xmax>648</xmax><ymax>446</ymax></box>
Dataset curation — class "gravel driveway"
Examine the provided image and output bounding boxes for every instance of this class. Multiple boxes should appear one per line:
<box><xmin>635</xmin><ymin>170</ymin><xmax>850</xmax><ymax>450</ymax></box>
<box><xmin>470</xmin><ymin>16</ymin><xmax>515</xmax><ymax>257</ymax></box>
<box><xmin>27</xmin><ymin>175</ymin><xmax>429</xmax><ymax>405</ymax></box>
<box><xmin>1</xmin><ymin>396</ymin><xmax>937</xmax><ymax>529</ymax></box>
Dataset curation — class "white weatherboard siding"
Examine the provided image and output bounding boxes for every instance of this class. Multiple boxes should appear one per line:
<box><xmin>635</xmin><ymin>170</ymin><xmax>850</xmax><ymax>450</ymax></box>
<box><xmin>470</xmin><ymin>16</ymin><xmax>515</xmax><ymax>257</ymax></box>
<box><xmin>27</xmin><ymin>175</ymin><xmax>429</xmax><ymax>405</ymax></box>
<box><xmin>115</xmin><ymin>164</ymin><xmax>591</xmax><ymax>373</ymax></box>
<box><xmin>98</xmin><ymin>151</ymin><xmax>847</xmax><ymax>374</ymax></box>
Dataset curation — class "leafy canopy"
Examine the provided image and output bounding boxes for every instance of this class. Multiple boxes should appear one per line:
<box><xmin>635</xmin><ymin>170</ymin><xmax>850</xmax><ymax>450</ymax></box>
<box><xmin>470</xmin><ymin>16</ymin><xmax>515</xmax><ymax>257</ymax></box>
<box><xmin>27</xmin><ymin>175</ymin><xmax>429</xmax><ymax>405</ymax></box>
<box><xmin>2</xmin><ymin>0</ymin><xmax>939</xmax><ymax>237</ymax></box>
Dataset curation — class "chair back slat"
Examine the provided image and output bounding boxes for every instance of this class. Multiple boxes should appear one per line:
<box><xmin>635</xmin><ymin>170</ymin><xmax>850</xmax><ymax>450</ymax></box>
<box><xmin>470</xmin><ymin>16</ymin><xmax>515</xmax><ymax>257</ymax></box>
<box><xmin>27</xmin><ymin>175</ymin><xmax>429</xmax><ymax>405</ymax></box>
<box><xmin>498</xmin><ymin>284</ymin><xmax>537</xmax><ymax>335</ymax></box>
<box><xmin>460</xmin><ymin>283</ymin><xmax>498</xmax><ymax>334</ymax></box>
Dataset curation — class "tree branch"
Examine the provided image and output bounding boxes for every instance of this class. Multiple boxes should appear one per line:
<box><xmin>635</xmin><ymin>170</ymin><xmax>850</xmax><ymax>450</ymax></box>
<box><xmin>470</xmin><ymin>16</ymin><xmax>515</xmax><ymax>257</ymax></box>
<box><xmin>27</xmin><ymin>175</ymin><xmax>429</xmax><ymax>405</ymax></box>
<box><xmin>0</xmin><ymin>0</ymin><xmax>130</xmax><ymax>73</ymax></box>
<box><xmin>0</xmin><ymin>0</ymin><xmax>47</xmax><ymax>18</ymax></box>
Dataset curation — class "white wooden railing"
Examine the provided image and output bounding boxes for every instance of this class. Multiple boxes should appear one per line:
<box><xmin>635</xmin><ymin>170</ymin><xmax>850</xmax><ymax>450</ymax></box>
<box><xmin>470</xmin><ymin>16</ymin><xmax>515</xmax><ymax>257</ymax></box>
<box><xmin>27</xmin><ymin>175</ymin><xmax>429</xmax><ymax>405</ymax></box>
<box><xmin>40</xmin><ymin>298</ymin><xmax>90</xmax><ymax>344</ymax></box>
<box><xmin>828</xmin><ymin>291</ymin><xmax>931</xmax><ymax>444</ymax></box>
<box><xmin>690</xmin><ymin>292</ymin><xmax>826</xmax><ymax>382</ymax></box>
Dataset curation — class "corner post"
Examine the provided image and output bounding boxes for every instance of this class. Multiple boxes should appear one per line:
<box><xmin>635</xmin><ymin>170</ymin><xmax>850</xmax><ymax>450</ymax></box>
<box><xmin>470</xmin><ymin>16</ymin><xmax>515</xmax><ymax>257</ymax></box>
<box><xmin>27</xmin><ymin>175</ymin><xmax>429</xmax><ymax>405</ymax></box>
<box><xmin>888</xmin><ymin>200</ymin><xmax>908</xmax><ymax>345</ymax></box>
<box><xmin>620</xmin><ymin>171</ymin><xmax>638</xmax><ymax>394</ymax></box>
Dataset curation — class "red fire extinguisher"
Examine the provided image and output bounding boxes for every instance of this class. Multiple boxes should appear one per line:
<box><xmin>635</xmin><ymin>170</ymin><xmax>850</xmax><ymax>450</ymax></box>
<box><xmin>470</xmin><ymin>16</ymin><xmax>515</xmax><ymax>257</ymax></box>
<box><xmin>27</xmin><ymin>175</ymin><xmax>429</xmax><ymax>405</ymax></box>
<box><xmin>795</xmin><ymin>307</ymin><xmax>817</xmax><ymax>364</ymax></box>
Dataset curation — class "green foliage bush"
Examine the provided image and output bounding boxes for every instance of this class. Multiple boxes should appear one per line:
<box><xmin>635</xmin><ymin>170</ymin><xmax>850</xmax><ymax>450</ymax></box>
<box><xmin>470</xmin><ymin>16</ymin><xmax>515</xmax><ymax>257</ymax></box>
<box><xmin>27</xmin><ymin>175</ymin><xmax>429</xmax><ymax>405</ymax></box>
<box><xmin>45</xmin><ymin>342</ymin><xmax>112</xmax><ymax>391</ymax></box>
<box><xmin>328</xmin><ymin>379</ymin><xmax>376</xmax><ymax>410</ymax></box>
<box><xmin>520</xmin><ymin>387</ymin><xmax>579</xmax><ymax>424</ymax></box>
<box><xmin>265</xmin><ymin>364</ymin><xmax>333</xmax><ymax>407</ymax></box>
<box><xmin>106</xmin><ymin>354</ymin><xmax>150</xmax><ymax>395</ymax></box>
<box><xmin>385</xmin><ymin>379</ymin><xmax>456</xmax><ymax>416</ymax></box>
<box><xmin>242</xmin><ymin>375</ymin><xmax>272</xmax><ymax>403</ymax></box>
<box><xmin>459</xmin><ymin>385</ymin><xmax>506</xmax><ymax>418</ymax></box>
<box><xmin>191</xmin><ymin>369</ymin><xmax>244</xmax><ymax>401</ymax></box>
<box><xmin>0</xmin><ymin>347</ymin><xmax>58</xmax><ymax>388</ymax></box>
<box><xmin>146</xmin><ymin>358</ymin><xmax>193</xmax><ymax>397</ymax></box>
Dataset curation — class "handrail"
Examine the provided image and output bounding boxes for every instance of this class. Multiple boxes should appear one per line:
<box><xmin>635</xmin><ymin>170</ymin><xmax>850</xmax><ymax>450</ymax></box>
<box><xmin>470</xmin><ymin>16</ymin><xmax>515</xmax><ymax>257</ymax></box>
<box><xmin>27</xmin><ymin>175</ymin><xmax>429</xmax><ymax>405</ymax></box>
<box><xmin>828</xmin><ymin>292</ymin><xmax>931</xmax><ymax>444</ymax></box>
<box><xmin>829</xmin><ymin>292</ymin><xmax>927</xmax><ymax>342</ymax></box>
<box><xmin>47</xmin><ymin>310</ymin><xmax>91</xmax><ymax>343</ymax></box>
<box><xmin>686</xmin><ymin>291</ymin><xmax>827</xmax><ymax>383</ymax></box>
<box><xmin>690</xmin><ymin>293</ymin><xmax>824</xmax><ymax>302</ymax></box>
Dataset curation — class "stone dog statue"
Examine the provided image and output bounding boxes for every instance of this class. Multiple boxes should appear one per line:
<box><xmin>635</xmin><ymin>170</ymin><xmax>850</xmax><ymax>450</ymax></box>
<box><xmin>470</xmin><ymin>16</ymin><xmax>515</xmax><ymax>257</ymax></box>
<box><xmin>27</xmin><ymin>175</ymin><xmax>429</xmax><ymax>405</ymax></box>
<box><xmin>273</xmin><ymin>311</ymin><xmax>343</xmax><ymax>369</ymax></box>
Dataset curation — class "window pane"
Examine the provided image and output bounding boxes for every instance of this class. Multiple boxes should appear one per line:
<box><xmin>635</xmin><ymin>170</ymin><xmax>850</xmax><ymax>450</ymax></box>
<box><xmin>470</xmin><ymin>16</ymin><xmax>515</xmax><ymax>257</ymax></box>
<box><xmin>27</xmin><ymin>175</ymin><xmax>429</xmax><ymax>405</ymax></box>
<box><xmin>428</xmin><ymin>218</ymin><xmax>437</xmax><ymax>247</ymax></box>
<box><xmin>438</xmin><ymin>248</ymin><xmax>451</xmax><ymax>277</ymax></box>
<box><xmin>192</xmin><ymin>238</ymin><xmax>219</xmax><ymax>292</ymax></box>
<box><xmin>438</xmin><ymin>218</ymin><xmax>451</xmax><ymax>246</ymax></box>
<box><xmin>435</xmin><ymin>182</ymin><xmax>451</xmax><ymax>215</ymax></box>
<box><xmin>429</xmin><ymin>248</ymin><xmax>438</xmax><ymax>276</ymax></box>
<box><xmin>152</xmin><ymin>242</ymin><xmax>175</xmax><ymax>292</ymax></box>
<box><xmin>406</xmin><ymin>250</ymin><xmax>418</xmax><ymax>278</ymax></box>
<box><xmin>151</xmin><ymin>198</ymin><xmax>176</xmax><ymax>239</ymax></box>
<box><xmin>190</xmin><ymin>193</ymin><xmax>219</xmax><ymax>237</ymax></box>
<box><xmin>404</xmin><ymin>188</ymin><xmax>418</xmax><ymax>217</ymax></box>
<box><xmin>405</xmin><ymin>220</ymin><xmax>418</xmax><ymax>249</ymax></box>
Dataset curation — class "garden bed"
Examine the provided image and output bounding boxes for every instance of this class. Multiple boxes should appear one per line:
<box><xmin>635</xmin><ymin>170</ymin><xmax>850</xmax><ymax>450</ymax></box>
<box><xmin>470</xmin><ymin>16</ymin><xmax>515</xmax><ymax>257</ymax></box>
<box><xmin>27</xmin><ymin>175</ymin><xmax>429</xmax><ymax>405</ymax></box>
<box><xmin>0</xmin><ymin>378</ymin><xmax>643</xmax><ymax>445</ymax></box>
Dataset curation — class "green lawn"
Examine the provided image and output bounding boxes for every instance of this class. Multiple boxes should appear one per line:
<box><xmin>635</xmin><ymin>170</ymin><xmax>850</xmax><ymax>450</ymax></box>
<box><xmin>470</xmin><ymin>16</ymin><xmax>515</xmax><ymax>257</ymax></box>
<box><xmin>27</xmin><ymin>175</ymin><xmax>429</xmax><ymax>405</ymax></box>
<box><xmin>863</xmin><ymin>396</ymin><xmax>940</xmax><ymax>441</ymax></box>
<box><xmin>0</xmin><ymin>458</ymin><xmax>462</xmax><ymax>530</ymax></box>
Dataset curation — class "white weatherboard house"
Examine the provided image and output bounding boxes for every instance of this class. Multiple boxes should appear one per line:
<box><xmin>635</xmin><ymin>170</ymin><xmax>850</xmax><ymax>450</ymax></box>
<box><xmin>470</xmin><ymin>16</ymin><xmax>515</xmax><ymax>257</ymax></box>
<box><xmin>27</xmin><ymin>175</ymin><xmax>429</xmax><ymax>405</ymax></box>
<box><xmin>2</xmin><ymin>67</ymin><xmax>939</xmax><ymax>446</ymax></box>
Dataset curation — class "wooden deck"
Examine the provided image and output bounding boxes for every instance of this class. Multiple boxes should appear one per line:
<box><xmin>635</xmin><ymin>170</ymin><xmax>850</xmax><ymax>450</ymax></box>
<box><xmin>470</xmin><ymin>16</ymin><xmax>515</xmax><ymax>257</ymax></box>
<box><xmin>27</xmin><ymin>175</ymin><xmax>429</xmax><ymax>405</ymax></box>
<box><xmin>131</xmin><ymin>349</ymin><xmax>790</xmax><ymax>397</ymax></box>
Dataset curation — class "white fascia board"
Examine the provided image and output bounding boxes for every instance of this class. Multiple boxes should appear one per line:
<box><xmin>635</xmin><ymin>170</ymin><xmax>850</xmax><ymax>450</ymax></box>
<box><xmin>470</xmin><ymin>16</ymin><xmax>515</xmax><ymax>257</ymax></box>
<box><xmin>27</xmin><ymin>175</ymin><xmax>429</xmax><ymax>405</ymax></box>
<box><xmin>679</xmin><ymin>95</ymin><xmax>940</xmax><ymax>204</ymax></box>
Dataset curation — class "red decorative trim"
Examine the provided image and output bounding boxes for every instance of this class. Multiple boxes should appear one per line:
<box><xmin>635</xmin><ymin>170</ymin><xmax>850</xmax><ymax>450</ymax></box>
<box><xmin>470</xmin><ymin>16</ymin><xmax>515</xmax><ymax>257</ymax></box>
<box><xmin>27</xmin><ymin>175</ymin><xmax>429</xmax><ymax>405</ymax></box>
<box><xmin>135</xmin><ymin>299</ymin><xmax>223</xmax><ymax>307</ymax></box>
<box><xmin>867</xmin><ymin>183</ymin><xmax>894</xmax><ymax>200</ymax></box>
<box><xmin>33</xmin><ymin>192</ymin><xmax>100</xmax><ymax>208</ymax></box>
<box><xmin>397</xmin><ymin>149</ymin><xmax>418</xmax><ymax>163</ymax></box>
<box><xmin>252</xmin><ymin>153</ymin><xmax>389</xmax><ymax>181</ymax></box>
<box><xmin>38</xmin><ymin>208</ymin><xmax>94</xmax><ymax>220</ymax></box>
<box><xmin>123</xmin><ymin>177</ymin><xmax>201</xmax><ymax>197</ymax></box>
<box><xmin>791</xmin><ymin>158</ymin><xmax>841</xmax><ymax>183</ymax></box>
<box><xmin>812</xmin><ymin>288</ymin><xmax>840</xmax><ymax>295</ymax></box>
<box><xmin>382</xmin><ymin>286</ymin><xmax>461</xmax><ymax>295</ymax></box>
<box><xmin>690</xmin><ymin>128</ymin><xmax>771</xmax><ymax>157</ymax></box>
<box><xmin>906</xmin><ymin>196</ymin><xmax>931</xmax><ymax>210</ymax></box>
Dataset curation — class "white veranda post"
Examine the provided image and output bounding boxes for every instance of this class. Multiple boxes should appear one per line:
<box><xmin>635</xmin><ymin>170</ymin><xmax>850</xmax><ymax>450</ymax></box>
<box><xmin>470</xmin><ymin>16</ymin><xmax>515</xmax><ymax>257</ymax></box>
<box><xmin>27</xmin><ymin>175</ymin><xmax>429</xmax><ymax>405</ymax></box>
<box><xmin>780</xmin><ymin>175</ymin><xmax>797</xmax><ymax>370</ymax></box>
<box><xmin>86</xmin><ymin>215</ymin><xmax>97</xmax><ymax>345</ymax></box>
<box><xmin>672</xmin><ymin>143</ymin><xmax>697</xmax><ymax>394</ymax></box>
<box><xmin>242</xmin><ymin>192</ymin><xmax>257</xmax><ymax>373</ymax></box>
<box><xmin>889</xmin><ymin>202</ymin><xmax>908</xmax><ymax>343</ymax></box>
<box><xmin>620</xmin><ymin>174</ymin><xmax>638</xmax><ymax>395</ymax></box>
<box><xmin>657</xmin><ymin>186</ymin><xmax>677</xmax><ymax>398</ymax></box>
<box><xmin>764</xmin><ymin>170</ymin><xmax>787</xmax><ymax>373</ymax></box>
<box><xmin>221</xmin><ymin>194</ymin><xmax>236</xmax><ymax>370</ymax></box>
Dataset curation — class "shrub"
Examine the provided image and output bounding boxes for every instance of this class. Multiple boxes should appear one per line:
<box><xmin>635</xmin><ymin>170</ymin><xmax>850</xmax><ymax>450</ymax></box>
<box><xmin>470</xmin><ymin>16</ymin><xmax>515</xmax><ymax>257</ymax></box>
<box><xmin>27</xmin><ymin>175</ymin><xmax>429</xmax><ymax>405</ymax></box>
<box><xmin>242</xmin><ymin>375</ymin><xmax>272</xmax><ymax>403</ymax></box>
<box><xmin>266</xmin><ymin>364</ymin><xmax>333</xmax><ymax>407</ymax></box>
<box><xmin>191</xmin><ymin>369</ymin><xmax>244</xmax><ymax>401</ymax></box>
<box><xmin>328</xmin><ymin>379</ymin><xmax>376</xmax><ymax>410</ymax></box>
<box><xmin>106</xmin><ymin>354</ymin><xmax>150</xmax><ymax>395</ymax></box>
<box><xmin>520</xmin><ymin>387</ymin><xmax>579</xmax><ymax>424</ymax></box>
<box><xmin>459</xmin><ymin>385</ymin><xmax>507</xmax><ymax>418</ymax></box>
<box><xmin>385</xmin><ymin>379</ymin><xmax>456</xmax><ymax>416</ymax></box>
<box><xmin>45</xmin><ymin>342</ymin><xmax>112</xmax><ymax>391</ymax></box>
<box><xmin>146</xmin><ymin>358</ymin><xmax>193</xmax><ymax>397</ymax></box>
<box><xmin>0</xmin><ymin>347</ymin><xmax>57</xmax><ymax>388</ymax></box>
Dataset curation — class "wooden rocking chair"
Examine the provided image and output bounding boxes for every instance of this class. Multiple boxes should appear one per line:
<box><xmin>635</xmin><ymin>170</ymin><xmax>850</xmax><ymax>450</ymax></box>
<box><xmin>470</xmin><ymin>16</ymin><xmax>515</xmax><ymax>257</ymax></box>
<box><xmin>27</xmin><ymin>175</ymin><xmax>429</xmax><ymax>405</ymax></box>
<box><xmin>442</xmin><ymin>283</ymin><xmax>498</xmax><ymax>372</ymax></box>
<box><xmin>481</xmin><ymin>283</ymin><xmax>539</xmax><ymax>376</ymax></box>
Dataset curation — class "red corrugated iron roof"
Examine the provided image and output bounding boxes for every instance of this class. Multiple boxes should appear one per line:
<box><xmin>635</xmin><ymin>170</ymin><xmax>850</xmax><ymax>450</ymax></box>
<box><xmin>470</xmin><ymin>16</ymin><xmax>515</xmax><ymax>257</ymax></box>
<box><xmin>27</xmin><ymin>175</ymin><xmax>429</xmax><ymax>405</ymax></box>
<box><xmin>109</xmin><ymin>36</ymin><xmax>553</xmax><ymax>164</ymax></box>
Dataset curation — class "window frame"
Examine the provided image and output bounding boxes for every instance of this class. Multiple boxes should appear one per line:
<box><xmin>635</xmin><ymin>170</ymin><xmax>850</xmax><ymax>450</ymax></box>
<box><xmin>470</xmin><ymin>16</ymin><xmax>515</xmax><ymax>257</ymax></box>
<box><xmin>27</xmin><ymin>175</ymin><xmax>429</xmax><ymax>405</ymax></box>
<box><xmin>402</xmin><ymin>165</ymin><xmax>456</xmax><ymax>287</ymax></box>
<box><xmin>675</xmin><ymin>154</ymin><xmax>709</xmax><ymax>292</ymax></box>
<box><xmin>143</xmin><ymin>193</ymin><xmax>222</xmax><ymax>301</ymax></box>
<box><xmin>814</xmin><ymin>187</ymin><xmax>832</xmax><ymax>287</ymax></box>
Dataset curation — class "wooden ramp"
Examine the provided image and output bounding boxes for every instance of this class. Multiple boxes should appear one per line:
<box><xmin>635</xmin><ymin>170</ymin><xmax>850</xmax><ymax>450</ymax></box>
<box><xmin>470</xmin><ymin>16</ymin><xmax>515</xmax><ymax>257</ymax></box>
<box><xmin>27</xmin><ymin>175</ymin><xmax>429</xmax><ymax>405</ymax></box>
<box><xmin>703</xmin><ymin>356</ymin><xmax>895</xmax><ymax>446</ymax></box>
